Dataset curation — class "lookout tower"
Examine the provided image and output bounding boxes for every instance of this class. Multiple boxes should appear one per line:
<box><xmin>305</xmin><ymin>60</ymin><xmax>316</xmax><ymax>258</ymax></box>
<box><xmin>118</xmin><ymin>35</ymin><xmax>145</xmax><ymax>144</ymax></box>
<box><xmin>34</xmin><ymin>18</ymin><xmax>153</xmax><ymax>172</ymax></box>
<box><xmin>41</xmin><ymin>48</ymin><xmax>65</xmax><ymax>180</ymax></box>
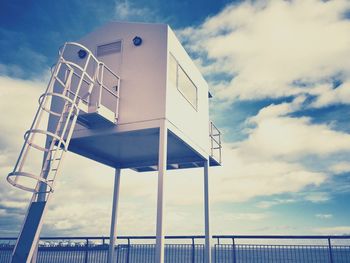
<box><xmin>7</xmin><ymin>22</ymin><xmax>222</xmax><ymax>263</ymax></box>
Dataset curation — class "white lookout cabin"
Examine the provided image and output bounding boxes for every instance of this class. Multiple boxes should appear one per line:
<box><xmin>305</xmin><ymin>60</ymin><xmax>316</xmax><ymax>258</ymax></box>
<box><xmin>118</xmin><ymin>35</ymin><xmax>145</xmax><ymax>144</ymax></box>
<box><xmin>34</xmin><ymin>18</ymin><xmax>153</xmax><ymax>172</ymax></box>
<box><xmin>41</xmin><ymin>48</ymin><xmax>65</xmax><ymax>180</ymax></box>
<box><xmin>7</xmin><ymin>22</ymin><xmax>222</xmax><ymax>263</ymax></box>
<box><xmin>69</xmin><ymin>21</ymin><xmax>221</xmax><ymax>169</ymax></box>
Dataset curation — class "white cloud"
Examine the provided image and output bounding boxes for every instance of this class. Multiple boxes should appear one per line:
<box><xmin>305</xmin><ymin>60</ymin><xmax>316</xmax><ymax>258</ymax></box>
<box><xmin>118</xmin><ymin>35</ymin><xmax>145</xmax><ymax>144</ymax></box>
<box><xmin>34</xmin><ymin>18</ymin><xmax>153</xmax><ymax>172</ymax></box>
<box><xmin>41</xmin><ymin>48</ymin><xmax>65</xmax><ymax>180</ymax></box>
<box><xmin>256</xmin><ymin>198</ymin><xmax>296</xmax><ymax>209</ymax></box>
<box><xmin>180</xmin><ymin>0</ymin><xmax>350</xmax><ymax>103</ymax></box>
<box><xmin>240</xmin><ymin>101</ymin><xmax>350</xmax><ymax>160</ymax></box>
<box><xmin>309</xmin><ymin>81</ymin><xmax>350</xmax><ymax>108</ymax></box>
<box><xmin>208</xmin><ymin>97</ymin><xmax>350</xmax><ymax>204</ymax></box>
<box><xmin>211</xmin><ymin>146</ymin><xmax>326</xmax><ymax>203</ymax></box>
<box><xmin>314</xmin><ymin>226</ymin><xmax>350</xmax><ymax>235</ymax></box>
<box><xmin>115</xmin><ymin>1</ymin><xmax>155</xmax><ymax>21</ymax></box>
<box><xmin>304</xmin><ymin>192</ymin><xmax>331</xmax><ymax>203</ymax></box>
<box><xmin>315</xmin><ymin>214</ymin><xmax>333</xmax><ymax>219</ymax></box>
<box><xmin>231</xmin><ymin>213</ymin><xmax>269</xmax><ymax>221</ymax></box>
<box><xmin>330</xmin><ymin>162</ymin><xmax>350</xmax><ymax>174</ymax></box>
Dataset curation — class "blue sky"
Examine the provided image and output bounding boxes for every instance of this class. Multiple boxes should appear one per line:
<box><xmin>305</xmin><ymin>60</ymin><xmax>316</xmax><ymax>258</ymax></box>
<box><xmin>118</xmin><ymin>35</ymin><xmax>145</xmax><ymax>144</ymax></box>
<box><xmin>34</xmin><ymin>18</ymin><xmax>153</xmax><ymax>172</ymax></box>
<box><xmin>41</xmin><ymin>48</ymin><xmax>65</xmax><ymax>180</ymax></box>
<box><xmin>1</xmin><ymin>0</ymin><xmax>350</xmax><ymax>237</ymax></box>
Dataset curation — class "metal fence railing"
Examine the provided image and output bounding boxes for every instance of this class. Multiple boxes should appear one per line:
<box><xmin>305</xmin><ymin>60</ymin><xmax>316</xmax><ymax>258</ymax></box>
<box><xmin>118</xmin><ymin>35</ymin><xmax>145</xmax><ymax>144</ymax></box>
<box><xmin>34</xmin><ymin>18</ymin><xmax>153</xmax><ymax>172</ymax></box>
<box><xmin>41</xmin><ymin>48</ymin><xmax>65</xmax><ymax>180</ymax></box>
<box><xmin>213</xmin><ymin>235</ymin><xmax>350</xmax><ymax>263</ymax></box>
<box><xmin>1</xmin><ymin>235</ymin><xmax>349</xmax><ymax>263</ymax></box>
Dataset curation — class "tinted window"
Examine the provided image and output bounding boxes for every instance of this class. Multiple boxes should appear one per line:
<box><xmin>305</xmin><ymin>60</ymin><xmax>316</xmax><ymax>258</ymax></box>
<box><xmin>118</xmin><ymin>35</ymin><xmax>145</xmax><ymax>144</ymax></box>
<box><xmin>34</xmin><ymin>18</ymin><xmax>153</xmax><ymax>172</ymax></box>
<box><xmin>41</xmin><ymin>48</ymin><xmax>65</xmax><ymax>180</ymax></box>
<box><xmin>169</xmin><ymin>53</ymin><xmax>198</xmax><ymax>110</ymax></box>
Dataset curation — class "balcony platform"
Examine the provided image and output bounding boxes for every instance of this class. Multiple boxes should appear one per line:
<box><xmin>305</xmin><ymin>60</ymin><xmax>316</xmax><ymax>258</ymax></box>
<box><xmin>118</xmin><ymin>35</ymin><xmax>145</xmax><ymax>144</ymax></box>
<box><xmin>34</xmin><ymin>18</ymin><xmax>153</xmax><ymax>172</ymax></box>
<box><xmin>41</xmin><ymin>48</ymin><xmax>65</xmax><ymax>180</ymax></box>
<box><xmin>68</xmin><ymin>126</ymin><xmax>221</xmax><ymax>172</ymax></box>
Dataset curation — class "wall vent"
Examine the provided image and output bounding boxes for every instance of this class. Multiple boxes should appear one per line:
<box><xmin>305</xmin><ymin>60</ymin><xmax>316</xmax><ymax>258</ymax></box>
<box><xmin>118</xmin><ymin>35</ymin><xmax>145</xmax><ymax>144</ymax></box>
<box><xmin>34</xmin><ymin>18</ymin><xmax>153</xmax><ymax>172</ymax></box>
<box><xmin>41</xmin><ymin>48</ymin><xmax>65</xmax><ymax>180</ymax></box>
<box><xmin>97</xmin><ymin>41</ymin><xmax>122</xmax><ymax>57</ymax></box>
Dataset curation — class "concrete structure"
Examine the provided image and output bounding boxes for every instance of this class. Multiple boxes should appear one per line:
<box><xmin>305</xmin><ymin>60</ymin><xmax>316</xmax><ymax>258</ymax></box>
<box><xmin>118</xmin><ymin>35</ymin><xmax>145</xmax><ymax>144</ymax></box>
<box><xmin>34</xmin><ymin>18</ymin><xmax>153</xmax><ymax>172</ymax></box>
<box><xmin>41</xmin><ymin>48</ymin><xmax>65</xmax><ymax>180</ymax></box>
<box><xmin>7</xmin><ymin>22</ymin><xmax>222</xmax><ymax>263</ymax></box>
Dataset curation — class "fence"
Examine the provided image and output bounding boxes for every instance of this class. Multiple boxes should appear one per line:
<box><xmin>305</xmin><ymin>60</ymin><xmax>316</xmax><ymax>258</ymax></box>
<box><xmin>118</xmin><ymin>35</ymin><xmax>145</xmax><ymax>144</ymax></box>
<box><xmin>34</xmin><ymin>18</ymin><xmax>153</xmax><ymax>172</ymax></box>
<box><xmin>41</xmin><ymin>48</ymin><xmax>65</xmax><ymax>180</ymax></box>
<box><xmin>1</xmin><ymin>235</ymin><xmax>349</xmax><ymax>262</ymax></box>
<box><xmin>213</xmin><ymin>235</ymin><xmax>350</xmax><ymax>263</ymax></box>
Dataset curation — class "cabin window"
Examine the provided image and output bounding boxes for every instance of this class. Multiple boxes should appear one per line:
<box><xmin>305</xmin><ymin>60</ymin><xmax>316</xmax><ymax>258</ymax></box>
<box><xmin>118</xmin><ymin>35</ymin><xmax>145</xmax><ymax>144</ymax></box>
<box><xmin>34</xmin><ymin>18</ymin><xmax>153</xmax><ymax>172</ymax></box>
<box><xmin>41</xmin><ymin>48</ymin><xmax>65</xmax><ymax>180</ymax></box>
<box><xmin>97</xmin><ymin>41</ymin><xmax>122</xmax><ymax>57</ymax></box>
<box><xmin>169</xmin><ymin>54</ymin><xmax>178</xmax><ymax>89</ymax></box>
<box><xmin>177</xmin><ymin>66</ymin><xmax>197</xmax><ymax>109</ymax></box>
<box><xmin>169</xmin><ymin>53</ymin><xmax>198</xmax><ymax>110</ymax></box>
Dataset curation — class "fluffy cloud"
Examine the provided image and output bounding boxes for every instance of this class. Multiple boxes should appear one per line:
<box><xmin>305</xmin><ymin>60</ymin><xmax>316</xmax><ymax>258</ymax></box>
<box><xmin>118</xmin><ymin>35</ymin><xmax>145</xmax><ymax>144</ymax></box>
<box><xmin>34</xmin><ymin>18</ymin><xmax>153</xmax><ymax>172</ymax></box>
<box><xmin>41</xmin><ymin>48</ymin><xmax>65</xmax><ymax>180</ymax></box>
<box><xmin>180</xmin><ymin>0</ymin><xmax>350</xmax><ymax>103</ymax></box>
<box><xmin>315</xmin><ymin>214</ymin><xmax>333</xmax><ymax>219</ymax></box>
<box><xmin>241</xmin><ymin>102</ymin><xmax>350</xmax><ymax>160</ymax></box>
<box><xmin>115</xmin><ymin>1</ymin><xmax>156</xmax><ymax>22</ymax></box>
<box><xmin>314</xmin><ymin>226</ymin><xmax>350</xmax><ymax>235</ymax></box>
<box><xmin>330</xmin><ymin>162</ymin><xmax>350</xmax><ymax>174</ymax></box>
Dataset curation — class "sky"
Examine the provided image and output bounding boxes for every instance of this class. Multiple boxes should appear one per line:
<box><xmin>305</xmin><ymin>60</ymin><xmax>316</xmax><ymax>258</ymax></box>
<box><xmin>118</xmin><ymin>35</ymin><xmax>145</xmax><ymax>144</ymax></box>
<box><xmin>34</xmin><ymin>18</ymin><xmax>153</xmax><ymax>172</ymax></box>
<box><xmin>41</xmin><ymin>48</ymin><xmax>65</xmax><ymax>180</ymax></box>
<box><xmin>1</xmin><ymin>0</ymin><xmax>350</xmax><ymax>238</ymax></box>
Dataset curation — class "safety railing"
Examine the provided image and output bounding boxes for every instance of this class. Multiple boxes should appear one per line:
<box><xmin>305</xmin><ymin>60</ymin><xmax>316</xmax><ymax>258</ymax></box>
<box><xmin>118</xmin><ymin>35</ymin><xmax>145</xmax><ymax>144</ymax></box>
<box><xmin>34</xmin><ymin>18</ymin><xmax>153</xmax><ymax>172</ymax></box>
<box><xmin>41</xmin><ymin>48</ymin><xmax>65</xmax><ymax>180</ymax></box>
<box><xmin>210</xmin><ymin>121</ymin><xmax>222</xmax><ymax>164</ymax></box>
<box><xmin>96</xmin><ymin>61</ymin><xmax>121</xmax><ymax>120</ymax></box>
<box><xmin>6</xmin><ymin>42</ymin><xmax>121</xmax><ymax>194</ymax></box>
<box><xmin>213</xmin><ymin>235</ymin><xmax>350</xmax><ymax>263</ymax></box>
<box><xmin>1</xmin><ymin>235</ymin><xmax>349</xmax><ymax>262</ymax></box>
<box><xmin>59</xmin><ymin>42</ymin><xmax>121</xmax><ymax>122</ymax></box>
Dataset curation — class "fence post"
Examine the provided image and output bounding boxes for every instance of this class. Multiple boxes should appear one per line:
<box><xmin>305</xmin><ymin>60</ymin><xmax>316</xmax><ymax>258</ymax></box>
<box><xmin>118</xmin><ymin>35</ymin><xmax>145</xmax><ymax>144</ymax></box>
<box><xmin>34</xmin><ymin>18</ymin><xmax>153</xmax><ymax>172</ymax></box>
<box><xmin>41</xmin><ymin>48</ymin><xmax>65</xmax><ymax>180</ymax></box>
<box><xmin>126</xmin><ymin>238</ymin><xmax>130</xmax><ymax>263</ymax></box>
<box><xmin>116</xmin><ymin>242</ymin><xmax>119</xmax><ymax>263</ymax></box>
<box><xmin>214</xmin><ymin>237</ymin><xmax>220</xmax><ymax>263</ymax></box>
<box><xmin>232</xmin><ymin>238</ymin><xmax>236</xmax><ymax>263</ymax></box>
<box><xmin>191</xmin><ymin>238</ymin><xmax>195</xmax><ymax>263</ymax></box>
<box><xmin>84</xmin><ymin>238</ymin><xmax>89</xmax><ymax>263</ymax></box>
<box><xmin>328</xmin><ymin>238</ymin><xmax>334</xmax><ymax>263</ymax></box>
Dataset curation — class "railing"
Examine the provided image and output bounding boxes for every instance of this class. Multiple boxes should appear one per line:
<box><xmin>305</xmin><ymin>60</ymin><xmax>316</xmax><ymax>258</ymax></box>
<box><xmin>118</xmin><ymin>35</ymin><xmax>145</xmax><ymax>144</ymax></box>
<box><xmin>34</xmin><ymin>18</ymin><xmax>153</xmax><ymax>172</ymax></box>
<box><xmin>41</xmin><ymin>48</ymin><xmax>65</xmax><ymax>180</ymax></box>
<box><xmin>209</xmin><ymin>121</ymin><xmax>222</xmax><ymax>164</ymax></box>
<box><xmin>96</xmin><ymin>61</ymin><xmax>121</xmax><ymax>120</ymax></box>
<box><xmin>214</xmin><ymin>235</ymin><xmax>350</xmax><ymax>263</ymax></box>
<box><xmin>1</xmin><ymin>235</ymin><xmax>350</xmax><ymax>262</ymax></box>
<box><xmin>58</xmin><ymin>42</ymin><xmax>121</xmax><ymax>122</ymax></box>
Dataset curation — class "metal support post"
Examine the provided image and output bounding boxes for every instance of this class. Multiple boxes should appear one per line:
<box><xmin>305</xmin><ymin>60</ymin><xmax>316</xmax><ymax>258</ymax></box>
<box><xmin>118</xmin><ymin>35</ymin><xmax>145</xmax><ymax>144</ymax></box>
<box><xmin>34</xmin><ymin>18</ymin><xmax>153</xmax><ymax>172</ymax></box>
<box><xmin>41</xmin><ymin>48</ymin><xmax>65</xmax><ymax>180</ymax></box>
<box><xmin>155</xmin><ymin>122</ymin><xmax>168</xmax><ymax>263</ymax></box>
<box><xmin>108</xmin><ymin>169</ymin><xmax>122</xmax><ymax>263</ymax></box>
<box><xmin>204</xmin><ymin>159</ymin><xmax>211</xmax><ymax>263</ymax></box>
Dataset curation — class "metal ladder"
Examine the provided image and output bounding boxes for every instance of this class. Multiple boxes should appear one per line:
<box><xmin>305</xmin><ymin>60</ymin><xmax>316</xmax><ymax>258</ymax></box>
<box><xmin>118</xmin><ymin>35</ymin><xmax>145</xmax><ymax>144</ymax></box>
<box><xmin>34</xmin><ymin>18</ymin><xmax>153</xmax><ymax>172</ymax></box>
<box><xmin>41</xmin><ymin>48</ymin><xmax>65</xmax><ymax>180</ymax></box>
<box><xmin>7</xmin><ymin>43</ymin><xmax>99</xmax><ymax>263</ymax></box>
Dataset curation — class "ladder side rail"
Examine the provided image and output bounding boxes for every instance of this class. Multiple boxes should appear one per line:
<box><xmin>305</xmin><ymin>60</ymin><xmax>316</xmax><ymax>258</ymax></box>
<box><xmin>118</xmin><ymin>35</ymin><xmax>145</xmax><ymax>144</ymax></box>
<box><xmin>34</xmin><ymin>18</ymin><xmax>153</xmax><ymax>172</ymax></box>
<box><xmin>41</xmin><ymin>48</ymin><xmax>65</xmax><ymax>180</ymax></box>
<box><xmin>11</xmin><ymin>59</ymin><xmax>84</xmax><ymax>262</ymax></box>
<box><xmin>39</xmin><ymin>72</ymin><xmax>77</xmax><ymax>190</ymax></box>
<box><xmin>46</xmin><ymin>114</ymin><xmax>79</xmax><ymax>194</ymax></box>
<box><xmin>41</xmin><ymin>51</ymin><xmax>93</xmax><ymax>189</ymax></box>
<box><xmin>57</xmin><ymin>54</ymin><xmax>91</xmax><ymax>139</ymax></box>
<box><xmin>30</xmin><ymin>56</ymin><xmax>76</xmax><ymax>194</ymax></box>
<box><xmin>19</xmin><ymin>55</ymin><xmax>76</xmax><ymax>261</ymax></box>
<box><xmin>41</xmin><ymin>69</ymin><xmax>74</xmax><ymax>162</ymax></box>
<box><xmin>26</xmin><ymin>105</ymin><xmax>81</xmax><ymax>261</ymax></box>
<box><xmin>11</xmin><ymin>65</ymin><xmax>64</xmax><ymax>188</ymax></box>
<box><xmin>9</xmin><ymin>42</ymin><xmax>122</xmax><ymax>262</ymax></box>
<box><xmin>33</xmin><ymin>44</ymin><xmax>94</xmax><ymax>190</ymax></box>
<box><xmin>12</xmin><ymin>61</ymin><xmax>64</xmax><ymax>177</ymax></box>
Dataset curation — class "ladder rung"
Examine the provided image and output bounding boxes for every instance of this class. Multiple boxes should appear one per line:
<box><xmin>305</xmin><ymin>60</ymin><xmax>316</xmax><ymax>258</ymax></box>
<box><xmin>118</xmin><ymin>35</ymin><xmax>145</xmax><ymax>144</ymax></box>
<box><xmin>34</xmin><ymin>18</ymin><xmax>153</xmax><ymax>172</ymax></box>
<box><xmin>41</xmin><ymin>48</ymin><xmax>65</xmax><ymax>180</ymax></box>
<box><xmin>46</xmin><ymin>158</ymin><xmax>61</xmax><ymax>162</ymax></box>
<box><xmin>49</xmin><ymin>148</ymin><xmax>64</xmax><ymax>152</ymax></box>
<box><xmin>42</xmin><ymin>167</ymin><xmax>58</xmax><ymax>172</ymax></box>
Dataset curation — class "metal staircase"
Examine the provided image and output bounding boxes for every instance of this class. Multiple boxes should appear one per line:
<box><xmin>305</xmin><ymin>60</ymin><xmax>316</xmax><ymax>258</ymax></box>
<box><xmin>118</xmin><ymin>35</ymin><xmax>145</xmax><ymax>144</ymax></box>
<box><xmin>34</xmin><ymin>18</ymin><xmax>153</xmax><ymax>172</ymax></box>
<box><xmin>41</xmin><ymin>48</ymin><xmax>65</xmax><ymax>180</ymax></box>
<box><xmin>6</xmin><ymin>42</ymin><xmax>120</xmax><ymax>263</ymax></box>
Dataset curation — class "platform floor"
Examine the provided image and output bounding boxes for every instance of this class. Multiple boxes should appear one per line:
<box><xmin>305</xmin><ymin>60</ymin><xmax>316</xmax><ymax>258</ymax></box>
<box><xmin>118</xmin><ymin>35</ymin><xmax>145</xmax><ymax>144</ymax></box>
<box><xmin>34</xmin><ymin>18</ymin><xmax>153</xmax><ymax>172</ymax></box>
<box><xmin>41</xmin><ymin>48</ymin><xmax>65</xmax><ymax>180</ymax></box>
<box><xmin>68</xmin><ymin>128</ymin><xmax>220</xmax><ymax>172</ymax></box>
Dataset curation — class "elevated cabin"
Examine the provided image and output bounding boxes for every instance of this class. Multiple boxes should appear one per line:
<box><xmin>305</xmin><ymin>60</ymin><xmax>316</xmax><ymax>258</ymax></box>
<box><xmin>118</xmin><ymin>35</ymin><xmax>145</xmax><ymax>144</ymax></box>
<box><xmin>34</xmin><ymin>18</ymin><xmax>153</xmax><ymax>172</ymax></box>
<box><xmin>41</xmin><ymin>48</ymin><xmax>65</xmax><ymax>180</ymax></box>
<box><xmin>56</xmin><ymin>21</ymin><xmax>222</xmax><ymax>171</ymax></box>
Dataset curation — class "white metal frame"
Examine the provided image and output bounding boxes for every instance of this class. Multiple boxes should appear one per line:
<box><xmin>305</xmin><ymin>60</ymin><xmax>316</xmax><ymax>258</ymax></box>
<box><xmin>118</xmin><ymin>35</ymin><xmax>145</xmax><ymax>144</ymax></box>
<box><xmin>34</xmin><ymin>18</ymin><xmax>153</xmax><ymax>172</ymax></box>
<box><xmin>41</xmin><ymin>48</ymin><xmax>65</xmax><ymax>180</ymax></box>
<box><xmin>108</xmin><ymin>168</ymin><xmax>121</xmax><ymax>263</ymax></box>
<box><xmin>8</xmin><ymin>42</ymin><xmax>121</xmax><ymax>263</ymax></box>
<box><xmin>155</xmin><ymin>121</ymin><xmax>168</xmax><ymax>263</ymax></box>
<box><xmin>204</xmin><ymin>158</ymin><xmax>211</xmax><ymax>263</ymax></box>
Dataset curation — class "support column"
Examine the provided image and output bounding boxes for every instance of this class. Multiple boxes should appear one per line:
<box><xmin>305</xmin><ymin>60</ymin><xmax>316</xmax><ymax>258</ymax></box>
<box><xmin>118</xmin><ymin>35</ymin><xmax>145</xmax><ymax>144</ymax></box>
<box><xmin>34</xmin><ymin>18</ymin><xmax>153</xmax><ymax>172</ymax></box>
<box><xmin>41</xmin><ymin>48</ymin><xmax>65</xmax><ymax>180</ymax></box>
<box><xmin>155</xmin><ymin>122</ymin><xmax>168</xmax><ymax>263</ymax></box>
<box><xmin>108</xmin><ymin>168</ymin><xmax>121</xmax><ymax>263</ymax></box>
<box><xmin>204</xmin><ymin>159</ymin><xmax>211</xmax><ymax>263</ymax></box>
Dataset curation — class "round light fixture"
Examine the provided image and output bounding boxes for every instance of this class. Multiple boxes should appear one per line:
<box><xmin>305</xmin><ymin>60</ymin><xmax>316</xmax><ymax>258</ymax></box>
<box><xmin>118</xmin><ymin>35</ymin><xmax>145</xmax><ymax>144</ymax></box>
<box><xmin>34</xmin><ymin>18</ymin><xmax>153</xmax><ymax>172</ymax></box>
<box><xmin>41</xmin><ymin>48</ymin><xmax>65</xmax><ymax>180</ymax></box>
<box><xmin>133</xmin><ymin>36</ymin><xmax>142</xmax><ymax>46</ymax></box>
<box><xmin>78</xmin><ymin>49</ymin><xmax>87</xmax><ymax>59</ymax></box>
